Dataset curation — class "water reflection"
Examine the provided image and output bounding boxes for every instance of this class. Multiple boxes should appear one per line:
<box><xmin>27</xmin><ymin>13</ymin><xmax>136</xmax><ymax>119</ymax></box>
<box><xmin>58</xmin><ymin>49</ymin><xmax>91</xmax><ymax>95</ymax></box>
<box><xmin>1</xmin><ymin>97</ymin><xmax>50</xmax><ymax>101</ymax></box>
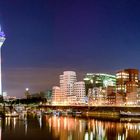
<box><xmin>1</xmin><ymin>115</ymin><xmax>140</xmax><ymax>140</ymax></box>
<box><xmin>46</xmin><ymin>116</ymin><xmax>140</xmax><ymax>140</ymax></box>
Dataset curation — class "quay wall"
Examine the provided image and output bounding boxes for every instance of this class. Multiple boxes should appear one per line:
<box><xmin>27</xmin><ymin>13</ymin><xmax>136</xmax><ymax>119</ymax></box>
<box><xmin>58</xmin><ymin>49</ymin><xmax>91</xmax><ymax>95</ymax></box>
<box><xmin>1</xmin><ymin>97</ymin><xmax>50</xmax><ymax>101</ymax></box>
<box><xmin>39</xmin><ymin>105</ymin><xmax>140</xmax><ymax>113</ymax></box>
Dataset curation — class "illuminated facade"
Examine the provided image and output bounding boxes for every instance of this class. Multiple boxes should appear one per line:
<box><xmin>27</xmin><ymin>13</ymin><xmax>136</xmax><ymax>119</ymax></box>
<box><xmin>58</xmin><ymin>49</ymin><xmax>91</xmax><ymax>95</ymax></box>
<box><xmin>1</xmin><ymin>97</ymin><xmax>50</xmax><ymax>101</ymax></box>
<box><xmin>84</xmin><ymin>73</ymin><xmax>116</xmax><ymax>95</ymax></box>
<box><xmin>51</xmin><ymin>86</ymin><xmax>62</xmax><ymax>105</ymax></box>
<box><xmin>116</xmin><ymin>70</ymin><xmax>129</xmax><ymax>93</ymax></box>
<box><xmin>116</xmin><ymin>69</ymin><xmax>139</xmax><ymax>94</ymax></box>
<box><xmin>0</xmin><ymin>26</ymin><xmax>5</xmax><ymax>95</ymax></box>
<box><xmin>60</xmin><ymin>71</ymin><xmax>77</xmax><ymax>99</ymax></box>
<box><xmin>116</xmin><ymin>69</ymin><xmax>139</xmax><ymax>105</ymax></box>
<box><xmin>74</xmin><ymin>81</ymin><xmax>86</xmax><ymax>103</ymax></box>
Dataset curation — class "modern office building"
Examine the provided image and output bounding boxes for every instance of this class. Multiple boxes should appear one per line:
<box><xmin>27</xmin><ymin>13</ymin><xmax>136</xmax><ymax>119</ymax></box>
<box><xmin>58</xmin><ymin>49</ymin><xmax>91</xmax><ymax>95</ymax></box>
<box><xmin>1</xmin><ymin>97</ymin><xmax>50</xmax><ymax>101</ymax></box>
<box><xmin>116</xmin><ymin>69</ymin><xmax>139</xmax><ymax>94</ymax></box>
<box><xmin>106</xmin><ymin>92</ymin><xmax>116</xmax><ymax>105</ymax></box>
<box><xmin>60</xmin><ymin>71</ymin><xmax>77</xmax><ymax>97</ymax></box>
<box><xmin>74</xmin><ymin>81</ymin><xmax>86</xmax><ymax>103</ymax></box>
<box><xmin>116</xmin><ymin>69</ymin><xmax>139</xmax><ymax>104</ymax></box>
<box><xmin>51</xmin><ymin>86</ymin><xmax>62</xmax><ymax>105</ymax></box>
<box><xmin>84</xmin><ymin>73</ymin><xmax>116</xmax><ymax>96</ymax></box>
<box><xmin>0</xmin><ymin>26</ymin><xmax>5</xmax><ymax>95</ymax></box>
<box><xmin>116</xmin><ymin>70</ymin><xmax>129</xmax><ymax>94</ymax></box>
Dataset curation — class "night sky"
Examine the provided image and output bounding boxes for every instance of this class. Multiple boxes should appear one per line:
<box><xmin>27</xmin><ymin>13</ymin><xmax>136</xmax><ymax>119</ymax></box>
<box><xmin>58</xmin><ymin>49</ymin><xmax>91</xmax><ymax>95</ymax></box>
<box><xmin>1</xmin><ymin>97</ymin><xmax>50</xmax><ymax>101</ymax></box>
<box><xmin>0</xmin><ymin>0</ymin><xmax>140</xmax><ymax>97</ymax></box>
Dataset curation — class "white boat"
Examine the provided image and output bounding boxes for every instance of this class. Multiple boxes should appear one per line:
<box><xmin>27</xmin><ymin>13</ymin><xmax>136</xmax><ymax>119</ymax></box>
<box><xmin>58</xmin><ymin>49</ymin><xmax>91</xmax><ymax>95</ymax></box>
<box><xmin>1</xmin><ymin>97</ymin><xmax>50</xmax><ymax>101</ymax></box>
<box><xmin>72</xmin><ymin>111</ymin><xmax>82</xmax><ymax>116</ymax></box>
<box><xmin>120</xmin><ymin>111</ymin><xmax>140</xmax><ymax>117</ymax></box>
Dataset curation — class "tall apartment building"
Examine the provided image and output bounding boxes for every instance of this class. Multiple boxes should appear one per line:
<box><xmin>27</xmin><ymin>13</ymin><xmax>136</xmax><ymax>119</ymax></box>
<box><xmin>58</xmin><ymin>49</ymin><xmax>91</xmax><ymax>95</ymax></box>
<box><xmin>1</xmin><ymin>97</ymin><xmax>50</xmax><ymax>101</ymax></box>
<box><xmin>60</xmin><ymin>71</ymin><xmax>77</xmax><ymax>103</ymax></box>
<box><xmin>74</xmin><ymin>81</ymin><xmax>85</xmax><ymax>103</ymax></box>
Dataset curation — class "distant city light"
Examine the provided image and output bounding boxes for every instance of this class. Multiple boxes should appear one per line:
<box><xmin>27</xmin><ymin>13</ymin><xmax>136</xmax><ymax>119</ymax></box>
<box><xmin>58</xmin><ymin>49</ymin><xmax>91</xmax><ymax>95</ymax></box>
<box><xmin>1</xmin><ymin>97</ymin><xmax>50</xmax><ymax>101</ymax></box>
<box><xmin>26</xmin><ymin>88</ymin><xmax>29</xmax><ymax>91</ymax></box>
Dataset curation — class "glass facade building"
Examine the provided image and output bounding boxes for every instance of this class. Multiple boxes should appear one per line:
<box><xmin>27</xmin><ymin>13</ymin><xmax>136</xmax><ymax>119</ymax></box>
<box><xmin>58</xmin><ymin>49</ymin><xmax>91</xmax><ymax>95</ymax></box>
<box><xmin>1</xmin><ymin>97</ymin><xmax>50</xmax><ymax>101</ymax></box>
<box><xmin>84</xmin><ymin>73</ymin><xmax>116</xmax><ymax>95</ymax></box>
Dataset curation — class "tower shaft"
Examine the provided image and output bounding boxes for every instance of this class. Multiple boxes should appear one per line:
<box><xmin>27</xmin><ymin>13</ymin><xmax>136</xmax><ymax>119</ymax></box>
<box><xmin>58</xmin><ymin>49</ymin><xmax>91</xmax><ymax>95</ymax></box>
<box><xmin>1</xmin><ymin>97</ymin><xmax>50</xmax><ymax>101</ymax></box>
<box><xmin>0</xmin><ymin>28</ymin><xmax>6</xmax><ymax>96</ymax></box>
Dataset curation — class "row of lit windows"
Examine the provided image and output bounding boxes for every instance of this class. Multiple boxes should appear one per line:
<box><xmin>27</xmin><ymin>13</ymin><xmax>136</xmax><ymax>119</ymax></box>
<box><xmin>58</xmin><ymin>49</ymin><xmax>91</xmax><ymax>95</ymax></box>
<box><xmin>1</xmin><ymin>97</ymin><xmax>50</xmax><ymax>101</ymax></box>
<box><xmin>116</xmin><ymin>72</ymin><xmax>129</xmax><ymax>76</ymax></box>
<box><xmin>116</xmin><ymin>75</ymin><xmax>129</xmax><ymax>79</ymax></box>
<box><xmin>74</xmin><ymin>91</ymin><xmax>85</xmax><ymax>93</ymax></box>
<box><xmin>127</xmin><ymin>84</ymin><xmax>138</xmax><ymax>87</ymax></box>
<box><xmin>116</xmin><ymin>87</ymin><xmax>126</xmax><ymax>90</ymax></box>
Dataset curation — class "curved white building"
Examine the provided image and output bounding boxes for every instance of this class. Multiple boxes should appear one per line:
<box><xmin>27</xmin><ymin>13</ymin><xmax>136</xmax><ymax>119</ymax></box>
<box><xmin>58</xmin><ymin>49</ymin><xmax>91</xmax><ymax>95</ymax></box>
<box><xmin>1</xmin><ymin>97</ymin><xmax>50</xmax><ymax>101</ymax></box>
<box><xmin>60</xmin><ymin>71</ymin><xmax>77</xmax><ymax>103</ymax></box>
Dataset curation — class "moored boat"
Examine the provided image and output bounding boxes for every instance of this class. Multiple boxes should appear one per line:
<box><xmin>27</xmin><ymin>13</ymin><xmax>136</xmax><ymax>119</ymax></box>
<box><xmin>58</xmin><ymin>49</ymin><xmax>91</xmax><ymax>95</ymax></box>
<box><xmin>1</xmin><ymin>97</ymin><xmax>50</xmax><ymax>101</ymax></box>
<box><xmin>120</xmin><ymin>111</ymin><xmax>140</xmax><ymax>117</ymax></box>
<box><xmin>72</xmin><ymin>111</ymin><xmax>82</xmax><ymax>116</ymax></box>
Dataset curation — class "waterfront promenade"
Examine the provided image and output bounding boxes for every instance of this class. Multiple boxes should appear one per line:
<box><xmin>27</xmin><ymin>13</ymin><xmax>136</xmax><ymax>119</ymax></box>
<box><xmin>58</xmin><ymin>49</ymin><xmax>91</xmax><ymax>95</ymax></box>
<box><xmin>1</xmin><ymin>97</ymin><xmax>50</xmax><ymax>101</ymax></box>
<box><xmin>39</xmin><ymin>105</ymin><xmax>140</xmax><ymax>113</ymax></box>
<box><xmin>1</xmin><ymin>104</ymin><xmax>140</xmax><ymax>118</ymax></box>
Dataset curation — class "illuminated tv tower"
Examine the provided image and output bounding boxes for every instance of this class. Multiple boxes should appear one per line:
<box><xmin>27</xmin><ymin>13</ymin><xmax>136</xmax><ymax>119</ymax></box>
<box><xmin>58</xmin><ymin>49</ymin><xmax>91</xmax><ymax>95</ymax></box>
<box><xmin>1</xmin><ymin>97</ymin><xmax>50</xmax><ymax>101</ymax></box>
<box><xmin>0</xmin><ymin>25</ymin><xmax>5</xmax><ymax>95</ymax></box>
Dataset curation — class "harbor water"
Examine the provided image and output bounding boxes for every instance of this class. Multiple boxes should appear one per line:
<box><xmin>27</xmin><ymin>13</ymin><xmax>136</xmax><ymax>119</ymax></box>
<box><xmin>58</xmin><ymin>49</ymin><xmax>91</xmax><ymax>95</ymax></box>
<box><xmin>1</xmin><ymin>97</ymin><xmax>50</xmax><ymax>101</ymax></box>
<box><xmin>1</xmin><ymin>115</ymin><xmax>140</xmax><ymax>140</ymax></box>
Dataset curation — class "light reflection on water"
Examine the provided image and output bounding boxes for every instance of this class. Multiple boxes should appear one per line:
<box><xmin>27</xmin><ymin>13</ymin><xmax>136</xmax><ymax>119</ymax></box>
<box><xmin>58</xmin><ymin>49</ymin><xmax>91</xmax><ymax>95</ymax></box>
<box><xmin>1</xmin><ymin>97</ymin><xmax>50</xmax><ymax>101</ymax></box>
<box><xmin>1</xmin><ymin>116</ymin><xmax>140</xmax><ymax>140</ymax></box>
